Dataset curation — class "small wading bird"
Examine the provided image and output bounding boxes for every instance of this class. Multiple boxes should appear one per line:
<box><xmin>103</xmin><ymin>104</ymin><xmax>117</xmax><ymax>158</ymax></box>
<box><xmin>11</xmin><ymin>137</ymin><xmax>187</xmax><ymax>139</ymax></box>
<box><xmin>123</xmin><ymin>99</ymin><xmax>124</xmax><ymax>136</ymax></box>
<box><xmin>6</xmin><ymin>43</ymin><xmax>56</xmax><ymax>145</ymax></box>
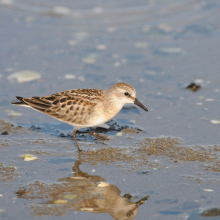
<box><xmin>11</xmin><ymin>83</ymin><xmax>148</xmax><ymax>151</ymax></box>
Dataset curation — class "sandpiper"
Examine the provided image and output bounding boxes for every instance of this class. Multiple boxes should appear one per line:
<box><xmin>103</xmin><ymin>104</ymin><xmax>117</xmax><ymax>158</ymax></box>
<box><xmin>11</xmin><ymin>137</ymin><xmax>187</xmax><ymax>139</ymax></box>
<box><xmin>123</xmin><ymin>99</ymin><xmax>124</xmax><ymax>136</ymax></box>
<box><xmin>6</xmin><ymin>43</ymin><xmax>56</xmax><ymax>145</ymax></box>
<box><xmin>11</xmin><ymin>83</ymin><xmax>148</xmax><ymax>151</ymax></box>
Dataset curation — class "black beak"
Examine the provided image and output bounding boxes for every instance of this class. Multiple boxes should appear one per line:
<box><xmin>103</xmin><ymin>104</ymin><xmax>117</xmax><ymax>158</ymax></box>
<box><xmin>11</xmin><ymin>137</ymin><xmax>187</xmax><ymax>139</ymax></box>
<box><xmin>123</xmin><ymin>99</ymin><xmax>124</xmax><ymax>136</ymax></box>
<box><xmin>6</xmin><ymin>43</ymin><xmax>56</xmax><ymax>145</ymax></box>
<box><xmin>136</xmin><ymin>195</ymin><xmax>150</xmax><ymax>207</ymax></box>
<box><xmin>134</xmin><ymin>98</ymin><xmax>148</xmax><ymax>112</ymax></box>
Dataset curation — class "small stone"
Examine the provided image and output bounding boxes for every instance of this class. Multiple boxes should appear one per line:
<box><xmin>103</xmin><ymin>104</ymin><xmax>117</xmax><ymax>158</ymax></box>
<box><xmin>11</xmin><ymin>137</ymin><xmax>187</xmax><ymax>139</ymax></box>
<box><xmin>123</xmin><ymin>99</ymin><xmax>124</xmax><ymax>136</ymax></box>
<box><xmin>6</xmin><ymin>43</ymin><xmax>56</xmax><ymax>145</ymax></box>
<box><xmin>1</xmin><ymin>131</ymin><xmax>8</xmax><ymax>135</ymax></box>
<box><xmin>20</xmin><ymin>154</ymin><xmax>38</xmax><ymax>161</ymax></box>
<box><xmin>203</xmin><ymin>189</ymin><xmax>214</xmax><ymax>192</ymax></box>
<box><xmin>195</xmin><ymin>79</ymin><xmax>204</xmax><ymax>84</ymax></box>
<box><xmin>7</xmin><ymin>70</ymin><xmax>41</xmax><ymax>83</ymax></box>
<box><xmin>64</xmin><ymin>74</ymin><xmax>76</xmax><ymax>79</ymax></box>
<box><xmin>210</xmin><ymin>120</ymin><xmax>220</xmax><ymax>124</ymax></box>
<box><xmin>53</xmin><ymin>6</ymin><xmax>71</xmax><ymax>15</ymax></box>
<box><xmin>116</xmin><ymin>131</ymin><xmax>123</xmax><ymax>136</ymax></box>
<box><xmin>186</xmin><ymin>83</ymin><xmax>201</xmax><ymax>92</ymax></box>
<box><xmin>5</xmin><ymin>109</ymin><xmax>22</xmax><ymax>116</ymax></box>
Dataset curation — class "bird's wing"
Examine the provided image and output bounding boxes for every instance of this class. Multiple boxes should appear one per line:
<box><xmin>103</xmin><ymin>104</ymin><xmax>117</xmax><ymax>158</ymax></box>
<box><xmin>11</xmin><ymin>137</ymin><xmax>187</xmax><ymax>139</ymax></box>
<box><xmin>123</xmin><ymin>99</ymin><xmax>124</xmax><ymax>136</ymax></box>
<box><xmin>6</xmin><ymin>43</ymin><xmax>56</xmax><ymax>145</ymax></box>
<box><xmin>12</xmin><ymin>89</ymin><xmax>105</xmax><ymax>125</ymax></box>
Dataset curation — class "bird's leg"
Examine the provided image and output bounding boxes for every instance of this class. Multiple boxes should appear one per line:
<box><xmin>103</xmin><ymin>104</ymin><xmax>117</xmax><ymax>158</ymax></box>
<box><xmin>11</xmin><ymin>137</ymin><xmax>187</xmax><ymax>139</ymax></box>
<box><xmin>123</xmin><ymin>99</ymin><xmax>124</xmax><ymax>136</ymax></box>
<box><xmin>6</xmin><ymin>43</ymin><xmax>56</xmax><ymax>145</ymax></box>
<box><xmin>76</xmin><ymin>130</ymin><xmax>109</xmax><ymax>141</ymax></box>
<box><xmin>72</xmin><ymin>129</ymin><xmax>82</xmax><ymax>151</ymax></box>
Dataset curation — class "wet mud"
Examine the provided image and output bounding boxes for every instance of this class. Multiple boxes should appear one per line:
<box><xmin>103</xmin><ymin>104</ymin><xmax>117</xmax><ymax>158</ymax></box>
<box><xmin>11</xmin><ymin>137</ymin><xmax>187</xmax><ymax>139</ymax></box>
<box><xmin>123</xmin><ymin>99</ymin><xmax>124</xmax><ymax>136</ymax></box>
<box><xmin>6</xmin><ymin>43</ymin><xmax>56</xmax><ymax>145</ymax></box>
<box><xmin>0</xmin><ymin>163</ymin><xmax>18</xmax><ymax>182</ymax></box>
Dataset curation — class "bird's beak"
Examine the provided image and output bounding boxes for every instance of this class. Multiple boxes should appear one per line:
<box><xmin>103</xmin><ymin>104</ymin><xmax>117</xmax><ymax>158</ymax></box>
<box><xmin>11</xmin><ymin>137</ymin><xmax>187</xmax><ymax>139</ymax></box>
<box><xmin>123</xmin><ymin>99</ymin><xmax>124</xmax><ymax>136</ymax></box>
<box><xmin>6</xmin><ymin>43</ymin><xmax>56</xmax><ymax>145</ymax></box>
<box><xmin>134</xmin><ymin>98</ymin><xmax>148</xmax><ymax>112</ymax></box>
<box><xmin>135</xmin><ymin>195</ymin><xmax>150</xmax><ymax>207</ymax></box>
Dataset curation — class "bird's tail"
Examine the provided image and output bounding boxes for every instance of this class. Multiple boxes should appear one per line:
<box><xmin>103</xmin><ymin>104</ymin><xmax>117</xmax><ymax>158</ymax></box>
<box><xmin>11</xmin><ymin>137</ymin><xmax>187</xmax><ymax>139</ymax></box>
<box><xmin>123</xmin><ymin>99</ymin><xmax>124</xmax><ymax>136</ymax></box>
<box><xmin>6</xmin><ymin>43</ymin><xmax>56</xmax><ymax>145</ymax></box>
<box><xmin>11</xmin><ymin>96</ymin><xmax>28</xmax><ymax>106</ymax></box>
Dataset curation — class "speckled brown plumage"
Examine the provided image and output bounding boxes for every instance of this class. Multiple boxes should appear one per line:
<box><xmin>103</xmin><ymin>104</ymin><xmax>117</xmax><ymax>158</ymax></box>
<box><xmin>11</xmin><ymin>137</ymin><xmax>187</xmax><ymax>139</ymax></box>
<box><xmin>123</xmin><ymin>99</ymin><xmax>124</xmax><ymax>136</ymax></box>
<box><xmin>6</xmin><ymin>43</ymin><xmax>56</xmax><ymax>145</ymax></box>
<box><xmin>15</xmin><ymin>89</ymin><xmax>104</xmax><ymax>126</ymax></box>
<box><xmin>11</xmin><ymin>83</ymin><xmax>148</xmax><ymax>151</ymax></box>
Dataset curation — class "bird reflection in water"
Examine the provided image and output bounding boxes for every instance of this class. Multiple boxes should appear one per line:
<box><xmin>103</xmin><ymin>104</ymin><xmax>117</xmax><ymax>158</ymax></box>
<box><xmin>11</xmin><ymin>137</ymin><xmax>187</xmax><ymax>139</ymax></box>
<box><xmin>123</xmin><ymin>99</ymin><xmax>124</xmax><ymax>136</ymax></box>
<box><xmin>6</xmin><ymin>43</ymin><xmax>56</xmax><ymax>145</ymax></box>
<box><xmin>16</xmin><ymin>160</ymin><xmax>149</xmax><ymax>220</ymax></box>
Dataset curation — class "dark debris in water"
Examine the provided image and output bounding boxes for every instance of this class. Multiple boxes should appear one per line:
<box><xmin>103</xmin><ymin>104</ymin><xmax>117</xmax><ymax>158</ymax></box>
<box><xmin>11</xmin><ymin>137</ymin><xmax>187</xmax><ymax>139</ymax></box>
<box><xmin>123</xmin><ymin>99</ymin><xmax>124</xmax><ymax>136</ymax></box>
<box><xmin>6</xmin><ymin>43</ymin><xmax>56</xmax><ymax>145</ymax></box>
<box><xmin>186</xmin><ymin>83</ymin><xmax>201</xmax><ymax>92</ymax></box>
<box><xmin>98</xmin><ymin>119</ymin><xmax>142</xmax><ymax>133</ymax></box>
<box><xmin>0</xmin><ymin>120</ymin><xmax>30</xmax><ymax>147</ymax></box>
<box><xmin>1</xmin><ymin>131</ymin><xmax>8</xmax><ymax>135</ymax></box>
<box><xmin>0</xmin><ymin>120</ymin><xmax>26</xmax><ymax>135</ymax></box>
<box><xmin>199</xmin><ymin>207</ymin><xmax>220</xmax><ymax>217</ymax></box>
<box><xmin>58</xmin><ymin>119</ymin><xmax>142</xmax><ymax>139</ymax></box>
<box><xmin>30</xmin><ymin>125</ymin><xmax>42</xmax><ymax>130</ymax></box>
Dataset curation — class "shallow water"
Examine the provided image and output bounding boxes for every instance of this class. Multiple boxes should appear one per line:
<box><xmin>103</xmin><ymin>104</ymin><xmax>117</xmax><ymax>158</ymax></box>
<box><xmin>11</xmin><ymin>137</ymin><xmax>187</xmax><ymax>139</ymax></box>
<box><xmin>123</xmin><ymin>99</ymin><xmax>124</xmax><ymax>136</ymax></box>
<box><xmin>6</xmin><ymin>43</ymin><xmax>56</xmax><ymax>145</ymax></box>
<box><xmin>1</xmin><ymin>0</ymin><xmax>220</xmax><ymax>219</ymax></box>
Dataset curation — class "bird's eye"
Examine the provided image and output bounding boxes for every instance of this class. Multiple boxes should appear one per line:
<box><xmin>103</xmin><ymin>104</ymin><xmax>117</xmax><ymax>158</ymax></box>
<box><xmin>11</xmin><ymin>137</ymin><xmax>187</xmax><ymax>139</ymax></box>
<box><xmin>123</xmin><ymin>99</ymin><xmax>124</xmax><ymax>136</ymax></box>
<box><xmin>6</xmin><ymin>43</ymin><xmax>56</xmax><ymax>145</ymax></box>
<box><xmin>124</xmin><ymin>92</ymin><xmax>129</xmax><ymax>96</ymax></box>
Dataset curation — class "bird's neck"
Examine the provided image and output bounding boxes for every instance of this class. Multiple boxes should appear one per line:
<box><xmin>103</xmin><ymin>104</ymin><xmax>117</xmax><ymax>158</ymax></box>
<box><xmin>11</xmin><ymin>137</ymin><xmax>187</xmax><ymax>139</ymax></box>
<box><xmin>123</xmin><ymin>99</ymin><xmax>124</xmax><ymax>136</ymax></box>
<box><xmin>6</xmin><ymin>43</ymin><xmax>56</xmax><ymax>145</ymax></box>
<box><xmin>102</xmin><ymin>95</ymin><xmax>124</xmax><ymax>118</ymax></box>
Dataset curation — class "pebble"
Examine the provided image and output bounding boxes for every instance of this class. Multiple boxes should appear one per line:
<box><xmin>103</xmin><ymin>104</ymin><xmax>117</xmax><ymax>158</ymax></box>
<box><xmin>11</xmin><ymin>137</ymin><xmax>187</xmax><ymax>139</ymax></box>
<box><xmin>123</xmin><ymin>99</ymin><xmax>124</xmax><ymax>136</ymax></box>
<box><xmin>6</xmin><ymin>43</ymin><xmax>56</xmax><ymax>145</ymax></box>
<box><xmin>203</xmin><ymin>189</ymin><xmax>214</xmax><ymax>192</ymax></box>
<box><xmin>20</xmin><ymin>154</ymin><xmax>38</xmax><ymax>161</ymax></box>
<box><xmin>64</xmin><ymin>74</ymin><xmax>76</xmax><ymax>79</ymax></box>
<box><xmin>210</xmin><ymin>120</ymin><xmax>220</xmax><ymax>124</ymax></box>
<box><xmin>116</xmin><ymin>131</ymin><xmax>123</xmax><ymax>137</ymax></box>
<box><xmin>5</xmin><ymin>109</ymin><xmax>22</xmax><ymax>116</ymax></box>
<box><xmin>7</xmin><ymin>70</ymin><xmax>41</xmax><ymax>83</ymax></box>
<box><xmin>53</xmin><ymin>6</ymin><xmax>71</xmax><ymax>15</ymax></box>
<box><xmin>195</xmin><ymin>79</ymin><xmax>204</xmax><ymax>84</ymax></box>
